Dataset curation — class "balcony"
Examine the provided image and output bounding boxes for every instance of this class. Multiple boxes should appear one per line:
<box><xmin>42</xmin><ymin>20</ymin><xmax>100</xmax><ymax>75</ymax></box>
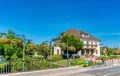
<box><xmin>83</xmin><ymin>44</ymin><xmax>97</xmax><ymax>49</ymax></box>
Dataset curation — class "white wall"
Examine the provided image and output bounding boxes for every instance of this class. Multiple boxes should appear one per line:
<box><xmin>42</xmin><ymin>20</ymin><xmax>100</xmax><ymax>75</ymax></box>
<box><xmin>93</xmin><ymin>42</ymin><xmax>100</xmax><ymax>56</ymax></box>
<box><xmin>54</xmin><ymin>46</ymin><xmax>61</xmax><ymax>55</ymax></box>
<box><xmin>83</xmin><ymin>40</ymin><xmax>101</xmax><ymax>57</ymax></box>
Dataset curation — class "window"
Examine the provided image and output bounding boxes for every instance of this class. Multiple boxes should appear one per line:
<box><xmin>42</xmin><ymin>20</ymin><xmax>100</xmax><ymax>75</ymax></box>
<box><xmin>96</xmin><ymin>50</ymin><xmax>98</xmax><ymax>54</ymax></box>
<box><xmin>82</xmin><ymin>34</ymin><xmax>85</xmax><ymax>37</ymax></box>
<box><xmin>82</xmin><ymin>34</ymin><xmax>89</xmax><ymax>38</ymax></box>
<box><xmin>57</xmin><ymin>49</ymin><xmax>59</xmax><ymax>54</ymax></box>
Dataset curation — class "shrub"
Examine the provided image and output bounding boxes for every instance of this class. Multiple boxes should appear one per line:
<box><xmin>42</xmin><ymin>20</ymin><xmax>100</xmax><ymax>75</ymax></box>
<box><xmin>85</xmin><ymin>54</ymin><xmax>89</xmax><ymax>58</ymax></box>
<box><xmin>98</xmin><ymin>56</ymin><xmax>109</xmax><ymax>60</ymax></box>
<box><xmin>108</xmin><ymin>55</ymin><xmax>113</xmax><ymax>59</ymax></box>
<box><xmin>52</xmin><ymin>55</ymin><xmax>63</xmax><ymax>60</ymax></box>
<box><xmin>76</xmin><ymin>58</ymin><xmax>85</xmax><ymax>65</ymax></box>
<box><xmin>84</xmin><ymin>64</ymin><xmax>89</xmax><ymax>67</ymax></box>
<box><xmin>0</xmin><ymin>62</ymin><xmax>9</xmax><ymax>71</ymax></box>
<box><xmin>34</xmin><ymin>55</ymin><xmax>44</xmax><ymax>60</ymax></box>
<box><xmin>39</xmin><ymin>60</ymin><xmax>50</xmax><ymax>69</ymax></box>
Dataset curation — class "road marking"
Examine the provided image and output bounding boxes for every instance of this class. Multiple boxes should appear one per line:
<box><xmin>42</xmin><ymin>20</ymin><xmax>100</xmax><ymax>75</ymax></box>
<box><xmin>104</xmin><ymin>71</ymin><xmax>120</xmax><ymax>76</ymax></box>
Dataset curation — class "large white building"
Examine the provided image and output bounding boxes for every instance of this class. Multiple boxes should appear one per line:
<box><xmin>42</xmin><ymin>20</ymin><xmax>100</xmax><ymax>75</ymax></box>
<box><xmin>54</xmin><ymin>29</ymin><xmax>100</xmax><ymax>57</ymax></box>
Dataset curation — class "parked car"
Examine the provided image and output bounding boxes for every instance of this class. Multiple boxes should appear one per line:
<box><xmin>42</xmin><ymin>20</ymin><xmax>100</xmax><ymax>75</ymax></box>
<box><xmin>62</xmin><ymin>54</ymin><xmax>70</xmax><ymax>59</ymax></box>
<box><xmin>71</xmin><ymin>54</ymin><xmax>80</xmax><ymax>59</ymax></box>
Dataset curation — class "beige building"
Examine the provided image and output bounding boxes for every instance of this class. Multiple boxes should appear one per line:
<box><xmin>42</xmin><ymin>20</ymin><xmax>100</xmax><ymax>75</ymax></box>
<box><xmin>54</xmin><ymin>29</ymin><xmax>101</xmax><ymax>57</ymax></box>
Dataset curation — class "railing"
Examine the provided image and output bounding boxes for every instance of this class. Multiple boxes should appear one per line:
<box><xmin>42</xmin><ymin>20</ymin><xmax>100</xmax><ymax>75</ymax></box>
<box><xmin>0</xmin><ymin>59</ymin><xmax>77</xmax><ymax>74</ymax></box>
<box><xmin>1</xmin><ymin>58</ymin><xmax>120</xmax><ymax>74</ymax></box>
<box><xmin>92</xmin><ymin>58</ymin><xmax>120</xmax><ymax>69</ymax></box>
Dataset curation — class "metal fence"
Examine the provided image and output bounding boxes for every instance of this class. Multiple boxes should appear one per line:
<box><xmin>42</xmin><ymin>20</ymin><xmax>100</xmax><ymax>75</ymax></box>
<box><xmin>1</xmin><ymin>58</ymin><xmax>120</xmax><ymax>74</ymax></box>
<box><xmin>0</xmin><ymin>59</ymin><xmax>77</xmax><ymax>74</ymax></box>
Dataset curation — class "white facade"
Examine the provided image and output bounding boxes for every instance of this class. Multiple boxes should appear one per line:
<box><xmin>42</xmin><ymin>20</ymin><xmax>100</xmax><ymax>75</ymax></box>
<box><xmin>54</xmin><ymin>40</ymin><xmax>100</xmax><ymax>57</ymax></box>
<box><xmin>54</xmin><ymin>46</ymin><xmax>61</xmax><ymax>55</ymax></box>
<box><xmin>53</xmin><ymin>29</ymin><xmax>100</xmax><ymax>57</ymax></box>
<box><xmin>81</xmin><ymin>40</ymin><xmax>100</xmax><ymax>57</ymax></box>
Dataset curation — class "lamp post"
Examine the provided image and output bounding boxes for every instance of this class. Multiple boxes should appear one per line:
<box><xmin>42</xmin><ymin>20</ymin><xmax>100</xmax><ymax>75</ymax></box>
<box><xmin>16</xmin><ymin>34</ymin><xmax>25</xmax><ymax>71</ymax></box>
<box><xmin>45</xmin><ymin>39</ymin><xmax>53</xmax><ymax>68</ymax></box>
<box><xmin>66</xmin><ymin>40</ymin><xmax>69</xmax><ymax>66</ymax></box>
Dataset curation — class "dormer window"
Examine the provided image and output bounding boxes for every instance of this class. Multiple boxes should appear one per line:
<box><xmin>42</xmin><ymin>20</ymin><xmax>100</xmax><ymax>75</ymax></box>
<box><xmin>81</xmin><ymin>34</ymin><xmax>89</xmax><ymax>38</ymax></box>
<box><xmin>82</xmin><ymin>34</ymin><xmax>85</xmax><ymax>37</ymax></box>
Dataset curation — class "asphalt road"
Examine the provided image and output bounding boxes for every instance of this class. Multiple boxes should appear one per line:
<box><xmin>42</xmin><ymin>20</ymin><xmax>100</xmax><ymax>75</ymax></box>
<box><xmin>64</xmin><ymin>66</ymin><xmax>120</xmax><ymax>76</ymax></box>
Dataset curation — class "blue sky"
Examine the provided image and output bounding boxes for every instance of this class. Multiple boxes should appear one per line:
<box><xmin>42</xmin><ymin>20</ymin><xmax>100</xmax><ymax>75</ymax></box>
<box><xmin>0</xmin><ymin>0</ymin><xmax>120</xmax><ymax>47</ymax></box>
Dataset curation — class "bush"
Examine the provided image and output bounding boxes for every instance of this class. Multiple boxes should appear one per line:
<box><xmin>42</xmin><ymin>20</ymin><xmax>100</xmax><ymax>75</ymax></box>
<box><xmin>0</xmin><ymin>62</ymin><xmax>8</xmax><ymax>71</ymax></box>
<box><xmin>98</xmin><ymin>56</ymin><xmax>109</xmax><ymax>60</ymax></box>
<box><xmin>84</xmin><ymin>64</ymin><xmax>89</xmax><ymax>67</ymax></box>
<box><xmin>39</xmin><ymin>60</ymin><xmax>50</xmax><ymax>69</ymax></box>
<box><xmin>52</xmin><ymin>55</ymin><xmax>63</xmax><ymax>60</ymax></box>
<box><xmin>33</xmin><ymin>55</ymin><xmax>44</xmax><ymax>60</ymax></box>
<box><xmin>76</xmin><ymin>58</ymin><xmax>85</xmax><ymax>66</ymax></box>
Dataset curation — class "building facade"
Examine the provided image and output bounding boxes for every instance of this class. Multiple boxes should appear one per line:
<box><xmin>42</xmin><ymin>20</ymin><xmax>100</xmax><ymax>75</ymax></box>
<box><xmin>54</xmin><ymin>29</ymin><xmax>101</xmax><ymax>57</ymax></box>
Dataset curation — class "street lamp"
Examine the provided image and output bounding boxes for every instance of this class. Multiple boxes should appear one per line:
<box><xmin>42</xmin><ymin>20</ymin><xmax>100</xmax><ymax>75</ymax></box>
<box><xmin>66</xmin><ymin>40</ymin><xmax>69</xmax><ymax>66</ymax></box>
<box><xmin>16</xmin><ymin>34</ymin><xmax>25</xmax><ymax>71</ymax></box>
<box><xmin>45</xmin><ymin>39</ymin><xmax>53</xmax><ymax>68</ymax></box>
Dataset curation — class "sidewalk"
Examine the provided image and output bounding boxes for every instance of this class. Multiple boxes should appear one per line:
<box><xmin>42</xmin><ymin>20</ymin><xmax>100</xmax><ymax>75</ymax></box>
<box><xmin>1</xmin><ymin>66</ymin><xmax>80</xmax><ymax>76</ymax></box>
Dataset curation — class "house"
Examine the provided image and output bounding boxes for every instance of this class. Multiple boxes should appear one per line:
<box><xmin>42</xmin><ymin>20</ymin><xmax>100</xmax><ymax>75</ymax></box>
<box><xmin>117</xmin><ymin>48</ymin><xmax>120</xmax><ymax>53</ymax></box>
<box><xmin>54</xmin><ymin>29</ymin><xmax>101</xmax><ymax>57</ymax></box>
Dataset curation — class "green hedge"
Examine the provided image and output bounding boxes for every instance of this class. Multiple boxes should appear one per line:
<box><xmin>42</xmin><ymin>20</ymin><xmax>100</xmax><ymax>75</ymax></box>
<box><xmin>76</xmin><ymin>58</ymin><xmax>85</xmax><ymax>65</ymax></box>
<box><xmin>52</xmin><ymin>55</ymin><xmax>63</xmax><ymax>60</ymax></box>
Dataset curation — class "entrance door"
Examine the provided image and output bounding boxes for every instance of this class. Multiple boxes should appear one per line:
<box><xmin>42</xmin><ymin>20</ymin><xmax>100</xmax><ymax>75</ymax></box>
<box><xmin>86</xmin><ymin>49</ymin><xmax>89</xmax><ymax>54</ymax></box>
<box><xmin>81</xmin><ymin>49</ymin><xmax>85</xmax><ymax>55</ymax></box>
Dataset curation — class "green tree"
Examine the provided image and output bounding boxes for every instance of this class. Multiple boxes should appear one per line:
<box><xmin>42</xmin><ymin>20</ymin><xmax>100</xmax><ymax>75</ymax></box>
<box><xmin>0</xmin><ymin>33</ymin><xmax>6</xmax><ymax>38</ymax></box>
<box><xmin>107</xmin><ymin>48</ymin><xmax>114</xmax><ymax>56</ymax></box>
<box><xmin>26</xmin><ymin>42</ymin><xmax>37</xmax><ymax>55</ymax></box>
<box><xmin>6</xmin><ymin>29</ymin><xmax>15</xmax><ymax>39</ymax></box>
<box><xmin>54</xmin><ymin>42</ymin><xmax>66</xmax><ymax>51</ymax></box>
<box><xmin>3</xmin><ymin>44</ymin><xmax>15</xmax><ymax>60</ymax></box>
<box><xmin>0</xmin><ymin>42</ymin><xmax>4</xmax><ymax>55</ymax></box>
<box><xmin>61</xmin><ymin>34</ymin><xmax>83</xmax><ymax>53</ymax></box>
<box><xmin>39</xmin><ymin>42</ymin><xmax>50</xmax><ymax>58</ymax></box>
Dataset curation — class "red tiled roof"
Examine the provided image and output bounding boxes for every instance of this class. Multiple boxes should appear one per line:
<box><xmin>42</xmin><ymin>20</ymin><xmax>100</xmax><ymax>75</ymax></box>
<box><xmin>55</xmin><ymin>29</ymin><xmax>100</xmax><ymax>41</ymax></box>
<box><xmin>117</xmin><ymin>48</ymin><xmax>120</xmax><ymax>53</ymax></box>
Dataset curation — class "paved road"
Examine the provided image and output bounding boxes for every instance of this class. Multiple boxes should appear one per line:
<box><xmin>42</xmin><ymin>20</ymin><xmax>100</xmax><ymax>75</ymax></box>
<box><xmin>64</xmin><ymin>66</ymin><xmax>120</xmax><ymax>76</ymax></box>
<box><xmin>83</xmin><ymin>66</ymin><xmax>120</xmax><ymax>76</ymax></box>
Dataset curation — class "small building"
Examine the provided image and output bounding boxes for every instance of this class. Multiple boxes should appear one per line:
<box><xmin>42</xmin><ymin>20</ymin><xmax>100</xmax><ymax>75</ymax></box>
<box><xmin>54</xmin><ymin>29</ymin><xmax>101</xmax><ymax>57</ymax></box>
<box><xmin>117</xmin><ymin>48</ymin><xmax>120</xmax><ymax>53</ymax></box>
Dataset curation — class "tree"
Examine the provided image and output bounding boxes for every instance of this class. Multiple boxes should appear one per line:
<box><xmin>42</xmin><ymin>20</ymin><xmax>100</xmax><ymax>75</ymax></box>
<box><xmin>0</xmin><ymin>42</ymin><xmax>4</xmax><ymax>55</ymax></box>
<box><xmin>3</xmin><ymin>44</ymin><xmax>15</xmax><ymax>60</ymax></box>
<box><xmin>0</xmin><ymin>33</ymin><xmax>6</xmax><ymax>38</ymax></box>
<box><xmin>6</xmin><ymin>29</ymin><xmax>15</xmax><ymax>39</ymax></box>
<box><xmin>26</xmin><ymin>42</ymin><xmax>37</xmax><ymax>55</ymax></box>
<box><xmin>61</xmin><ymin>34</ymin><xmax>83</xmax><ymax>53</ymax></box>
<box><xmin>39</xmin><ymin>42</ymin><xmax>50</xmax><ymax>58</ymax></box>
<box><xmin>68</xmin><ymin>45</ymin><xmax>76</xmax><ymax>52</ymax></box>
<box><xmin>107</xmin><ymin>48</ymin><xmax>115</xmax><ymax>56</ymax></box>
<box><xmin>0</xmin><ymin>29</ymin><xmax>24</xmax><ymax>60</ymax></box>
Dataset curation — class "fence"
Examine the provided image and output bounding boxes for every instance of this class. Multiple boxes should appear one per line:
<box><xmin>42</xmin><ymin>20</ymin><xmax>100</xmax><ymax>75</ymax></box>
<box><xmin>1</xmin><ymin>58</ymin><xmax>120</xmax><ymax>74</ymax></box>
<box><xmin>0</xmin><ymin>59</ymin><xmax>77</xmax><ymax>74</ymax></box>
<box><xmin>92</xmin><ymin>58</ymin><xmax>120</xmax><ymax>68</ymax></box>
